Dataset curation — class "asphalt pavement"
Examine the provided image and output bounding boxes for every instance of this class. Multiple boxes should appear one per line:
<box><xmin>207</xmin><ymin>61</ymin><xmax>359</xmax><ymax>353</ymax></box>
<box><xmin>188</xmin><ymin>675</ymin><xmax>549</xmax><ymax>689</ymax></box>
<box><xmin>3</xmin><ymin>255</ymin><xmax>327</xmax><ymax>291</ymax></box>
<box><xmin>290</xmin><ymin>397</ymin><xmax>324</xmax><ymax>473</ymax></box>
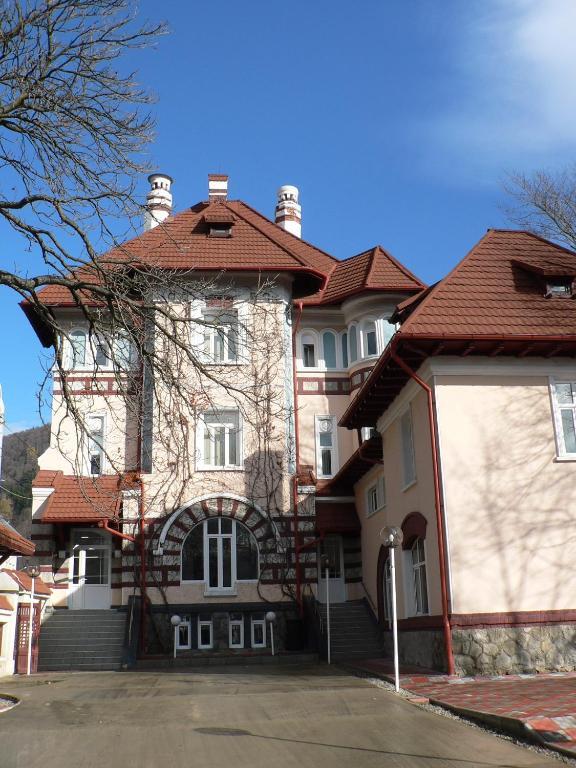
<box><xmin>0</xmin><ymin>665</ymin><xmax>564</xmax><ymax>768</ymax></box>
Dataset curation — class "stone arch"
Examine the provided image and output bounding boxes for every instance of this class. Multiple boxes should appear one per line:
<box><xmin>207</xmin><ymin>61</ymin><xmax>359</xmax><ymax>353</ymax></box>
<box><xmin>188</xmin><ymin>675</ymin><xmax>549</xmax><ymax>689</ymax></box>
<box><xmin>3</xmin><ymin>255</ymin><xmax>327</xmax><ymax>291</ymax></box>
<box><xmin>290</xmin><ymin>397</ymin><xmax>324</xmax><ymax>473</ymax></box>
<box><xmin>158</xmin><ymin>494</ymin><xmax>278</xmax><ymax>553</ymax></box>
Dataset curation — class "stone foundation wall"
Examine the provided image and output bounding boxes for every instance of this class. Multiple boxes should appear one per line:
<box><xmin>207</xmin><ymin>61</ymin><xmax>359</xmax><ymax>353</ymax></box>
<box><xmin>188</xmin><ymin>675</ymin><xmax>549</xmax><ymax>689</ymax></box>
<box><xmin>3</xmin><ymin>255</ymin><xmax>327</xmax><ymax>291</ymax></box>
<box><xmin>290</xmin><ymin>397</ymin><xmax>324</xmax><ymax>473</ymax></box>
<box><xmin>452</xmin><ymin>624</ymin><xmax>576</xmax><ymax>676</ymax></box>
<box><xmin>383</xmin><ymin>629</ymin><xmax>447</xmax><ymax>672</ymax></box>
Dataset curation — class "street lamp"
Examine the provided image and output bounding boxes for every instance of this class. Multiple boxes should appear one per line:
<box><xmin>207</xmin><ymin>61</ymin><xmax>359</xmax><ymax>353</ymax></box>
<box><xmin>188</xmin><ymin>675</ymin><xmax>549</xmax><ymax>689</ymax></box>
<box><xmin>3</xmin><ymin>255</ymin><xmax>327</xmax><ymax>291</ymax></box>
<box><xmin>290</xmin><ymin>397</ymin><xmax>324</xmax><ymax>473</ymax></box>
<box><xmin>265</xmin><ymin>611</ymin><xmax>276</xmax><ymax>656</ymax></box>
<box><xmin>24</xmin><ymin>565</ymin><xmax>40</xmax><ymax>676</ymax></box>
<box><xmin>170</xmin><ymin>614</ymin><xmax>182</xmax><ymax>659</ymax></box>
<box><xmin>320</xmin><ymin>554</ymin><xmax>331</xmax><ymax>665</ymax></box>
<box><xmin>379</xmin><ymin>526</ymin><xmax>403</xmax><ymax>692</ymax></box>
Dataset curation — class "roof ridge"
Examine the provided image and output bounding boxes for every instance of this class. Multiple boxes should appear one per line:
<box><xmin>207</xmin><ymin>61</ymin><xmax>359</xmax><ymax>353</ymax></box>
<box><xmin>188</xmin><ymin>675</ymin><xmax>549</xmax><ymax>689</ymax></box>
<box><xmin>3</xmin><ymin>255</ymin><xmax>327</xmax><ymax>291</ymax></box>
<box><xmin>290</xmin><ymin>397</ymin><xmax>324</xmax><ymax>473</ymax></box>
<box><xmin>488</xmin><ymin>228</ymin><xmax>576</xmax><ymax>258</ymax></box>
<box><xmin>371</xmin><ymin>244</ymin><xmax>426</xmax><ymax>288</ymax></box>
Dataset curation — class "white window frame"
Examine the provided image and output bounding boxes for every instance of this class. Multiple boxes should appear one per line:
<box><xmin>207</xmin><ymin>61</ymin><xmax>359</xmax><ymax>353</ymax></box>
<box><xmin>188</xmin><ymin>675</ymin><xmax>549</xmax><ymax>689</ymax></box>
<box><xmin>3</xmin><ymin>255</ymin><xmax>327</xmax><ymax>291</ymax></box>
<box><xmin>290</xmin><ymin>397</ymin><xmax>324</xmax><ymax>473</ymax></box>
<box><xmin>176</xmin><ymin>615</ymin><xmax>192</xmax><ymax>650</ymax></box>
<box><xmin>86</xmin><ymin>413</ymin><xmax>106</xmax><ymax>476</ymax></box>
<box><xmin>181</xmin><ymin>518</ymin><xmax>260</xmax><ymax>594</ymax></box>
<box><xmin>229</xmin><ymin>614</ymin><xmax>244</xmax><ymax>649</ymax></box>
<box><xmin>361</xmin><ymin>318</ymin><xmax>379</xmax><ymax>359</ymax></box>
<box><xmin>315</xmin><ymin>415</ymin><xmax>338</xmax><ymax>479</ymax></box>
<box><xmin>340</xmin><ymin>330</ymin><xmax>349</xmax><ymax>369</ymax></box>
<box><xmin>65</xmin><ymin>328</ymin><xmax>88</xmax><ymax>370</ymax></box>
<box><xmin>197</xmin><ymin>618</ymin><xmax>213</xmax><ymax>650</ymax></box>
<box><xmin>550</xmin><ymin>378</ymin><xmax>576</xmax><ymax>460</ymax></box>
<box><xmin>250</xmin><ymin>616</ymin><xmax>266</xmax><ymax>649</ymax></box>
<box><xmin>348</xmin><ymin>323</ymin><xmax>358</xmax><ymax>364</ymax></box>
<box><xmin>197</xmin><ymin>409</ymin><xmax>242</xmax><ymax>470</ymax></box>
<box><xmin>400</xmin><ymin>407</ymin><xmax>416</xmax><ymax>489</ymax></box>
<box><xmin>321</xmin><ymin>329</ymin><xmax>338</xmax><ymax>370</ymax></box>
<box><xmin>366</xmin><ymin>475</ymin><xmax>385</xmax><ymax>517</ymax></box>
<box><xmin>404</xmin><ymin>538</ymin><xmax>429</xmax><ymax>617</ymax></box>
<box><xmin>202</xmin><ymin>307</ymin><xmax>240</xmax><ymax>364</ymax></box>
<box><xmin>299</xmin><ymin>330</ymin><xmax>319</xmax><ymax>369</ymax></box>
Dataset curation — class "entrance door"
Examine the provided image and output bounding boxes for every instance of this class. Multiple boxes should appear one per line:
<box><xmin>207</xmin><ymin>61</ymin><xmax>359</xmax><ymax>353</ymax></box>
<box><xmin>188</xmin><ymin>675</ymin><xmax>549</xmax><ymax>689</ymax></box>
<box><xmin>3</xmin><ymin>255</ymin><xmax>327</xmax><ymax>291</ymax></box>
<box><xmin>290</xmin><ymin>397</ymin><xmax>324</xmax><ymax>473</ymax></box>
<box><xmin>317</xmin><ymin>535</ymin><xmax>346</xmax><ymax>603</ymax></box>
<box><xmin>69</xmin><ymin>530</ymin><xmax>111</xmax><ymax>610</ymax></box>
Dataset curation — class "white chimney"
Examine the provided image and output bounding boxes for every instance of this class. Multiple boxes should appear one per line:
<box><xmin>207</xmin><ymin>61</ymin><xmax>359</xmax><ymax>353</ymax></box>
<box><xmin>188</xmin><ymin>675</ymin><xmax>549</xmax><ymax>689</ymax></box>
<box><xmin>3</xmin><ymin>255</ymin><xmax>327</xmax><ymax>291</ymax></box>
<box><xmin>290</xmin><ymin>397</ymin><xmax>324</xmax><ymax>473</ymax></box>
<box><xmin>275</xmin><ymin>185</ymin><xmax>301</xmax><ymax>238</ymax></box>
<box><xmin>208</xmin><ymin>174</ymin><xmax>229</xmax><ymax>202</ymax></box>
<box><xmin>144</xmin><ymin>173</ymin><xmax>173</xmax><ymax>231</ymax></box>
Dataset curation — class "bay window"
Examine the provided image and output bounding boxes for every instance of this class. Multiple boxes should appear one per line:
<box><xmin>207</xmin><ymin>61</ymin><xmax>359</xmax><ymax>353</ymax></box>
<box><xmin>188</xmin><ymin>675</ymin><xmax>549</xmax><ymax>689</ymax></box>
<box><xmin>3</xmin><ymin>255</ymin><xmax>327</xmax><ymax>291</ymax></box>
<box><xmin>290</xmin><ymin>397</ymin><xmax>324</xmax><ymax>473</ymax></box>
<box><xmin>301</xmin><ymin>332</ymin><xmax>317</xmax><ymax>368</ymax></box>
<box><xmin>322</xmin><ymin>331</ymin><xmax>337</xmax><ymax>369</ymax></box>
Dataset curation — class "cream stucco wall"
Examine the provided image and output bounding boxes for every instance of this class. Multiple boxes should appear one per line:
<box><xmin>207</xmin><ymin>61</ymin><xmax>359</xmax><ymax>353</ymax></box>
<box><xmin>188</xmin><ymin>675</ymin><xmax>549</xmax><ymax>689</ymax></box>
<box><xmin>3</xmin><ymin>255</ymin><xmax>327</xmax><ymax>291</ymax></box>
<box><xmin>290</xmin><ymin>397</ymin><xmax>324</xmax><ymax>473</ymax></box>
<box><xmin>435</xmin><ymin>372</ymin><xmax>576</xmax><ymax>615</ymax></box>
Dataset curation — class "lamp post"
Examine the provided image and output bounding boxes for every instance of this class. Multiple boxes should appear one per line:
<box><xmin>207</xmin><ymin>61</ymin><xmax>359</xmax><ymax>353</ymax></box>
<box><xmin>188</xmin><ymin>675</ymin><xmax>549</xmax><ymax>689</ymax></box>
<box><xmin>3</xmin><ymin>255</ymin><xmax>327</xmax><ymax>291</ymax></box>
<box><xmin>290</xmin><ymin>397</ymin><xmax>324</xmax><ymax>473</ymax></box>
<box><xmin>170</xmin><ymin>614</ymin><xmax>182</xmax><ymax>660</ymax></box>
<box><xmin>25</xmin><ymin>565</ymin><xmax>40</xmax><ymax>676</ymax></box>
<box><xmin>320</xmin><ymin>554</ymin><xmax>331</xmax><ymax>665</ymax></box>
<box><xmin>379</xmin><ymin>526</ymin><xmax>403</xmax><ymax>692</ymax></box>
<box><xmin>265</xmin><ymin>611</ymin><xmax>276</xmax><ymax>656</ymax></box>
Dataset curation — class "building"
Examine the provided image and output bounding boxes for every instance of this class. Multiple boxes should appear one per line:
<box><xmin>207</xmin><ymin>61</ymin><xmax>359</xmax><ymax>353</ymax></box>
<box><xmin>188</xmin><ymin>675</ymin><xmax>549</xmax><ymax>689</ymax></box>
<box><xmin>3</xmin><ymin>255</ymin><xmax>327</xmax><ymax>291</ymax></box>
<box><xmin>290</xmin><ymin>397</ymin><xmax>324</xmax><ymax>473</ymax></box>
<box><xmin>22</xmin><ymin>176</ymin><xmax>576</xmax><ymax>675</ymax></box>
<box><xmin>341</xmin><ymin>229</ymin><xmax>576</xmax><ymax>675</ymax></box>
<box><xmin>22</xmin><ymin>174</ymin><xmax>423</xmax><ymax>669</ymax></box>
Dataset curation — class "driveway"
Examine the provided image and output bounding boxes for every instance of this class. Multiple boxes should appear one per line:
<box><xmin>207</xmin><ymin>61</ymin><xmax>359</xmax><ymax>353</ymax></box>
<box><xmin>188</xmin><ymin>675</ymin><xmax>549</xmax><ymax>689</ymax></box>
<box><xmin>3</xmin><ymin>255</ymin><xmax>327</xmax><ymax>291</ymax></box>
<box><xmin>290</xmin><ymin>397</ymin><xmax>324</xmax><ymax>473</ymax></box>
<box><xmin>0</xmin><ymin>665</ymin><xmax>562</xmax><ymax>768</ymax></box>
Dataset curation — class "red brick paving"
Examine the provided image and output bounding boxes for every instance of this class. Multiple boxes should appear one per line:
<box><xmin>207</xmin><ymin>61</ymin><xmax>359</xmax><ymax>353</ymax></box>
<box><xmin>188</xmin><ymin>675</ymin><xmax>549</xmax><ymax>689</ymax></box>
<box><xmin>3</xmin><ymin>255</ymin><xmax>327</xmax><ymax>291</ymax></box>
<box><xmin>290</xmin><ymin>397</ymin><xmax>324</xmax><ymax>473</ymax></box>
<box><xmin>347</xmin><ymin>659</ymin><xmax>576</xmax><ymax>758</ymax></box>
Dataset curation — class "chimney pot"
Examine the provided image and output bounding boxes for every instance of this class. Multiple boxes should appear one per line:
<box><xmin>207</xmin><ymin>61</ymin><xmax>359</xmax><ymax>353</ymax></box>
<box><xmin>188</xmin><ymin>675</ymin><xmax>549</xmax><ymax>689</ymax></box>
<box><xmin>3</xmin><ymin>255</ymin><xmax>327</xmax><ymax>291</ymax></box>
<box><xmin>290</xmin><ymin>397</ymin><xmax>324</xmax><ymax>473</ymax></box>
<box><xmin>144</xmin><ymin>172</ymin><xmax>173</xmax><ymax>231</ymax></box>
<box><xmin>275</xmin><ymin>184</ymin><xmax>301</xmax><ymax>238</ymax></box>
<box><xmin>208</xmin><ymin>174</ymin><xmax>229</xmax><ymax>202</ymax></box>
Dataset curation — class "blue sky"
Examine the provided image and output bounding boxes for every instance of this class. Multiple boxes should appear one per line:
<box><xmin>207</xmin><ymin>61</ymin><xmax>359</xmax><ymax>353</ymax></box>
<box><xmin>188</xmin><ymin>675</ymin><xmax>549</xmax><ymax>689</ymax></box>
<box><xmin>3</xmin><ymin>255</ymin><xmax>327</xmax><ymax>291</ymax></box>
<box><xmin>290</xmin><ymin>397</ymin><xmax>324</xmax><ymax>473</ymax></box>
<box><xmin>2</xmin><ymin>0</ymin><xmax>576</xmax><ymax>431</ymax></box>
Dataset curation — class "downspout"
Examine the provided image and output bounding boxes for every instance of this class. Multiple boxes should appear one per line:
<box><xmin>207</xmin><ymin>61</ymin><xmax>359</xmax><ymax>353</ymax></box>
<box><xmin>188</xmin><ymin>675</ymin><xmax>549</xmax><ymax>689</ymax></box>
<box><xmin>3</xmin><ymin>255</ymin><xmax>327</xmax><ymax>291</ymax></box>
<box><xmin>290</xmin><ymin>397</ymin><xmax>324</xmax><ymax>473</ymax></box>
<box><xmin>291</xmin><ymin>300</ymin><xmax>304</xmax><ymax>614</ymax></box>
<box><xmin>98</xmin><ymin>519</ymin><xmax>135</xmax><ymax>543</ymax></box>
<box><xmin>390</xmin><ymin>350</ymin><xmax>455</xmax><ymax>676</ymax></box>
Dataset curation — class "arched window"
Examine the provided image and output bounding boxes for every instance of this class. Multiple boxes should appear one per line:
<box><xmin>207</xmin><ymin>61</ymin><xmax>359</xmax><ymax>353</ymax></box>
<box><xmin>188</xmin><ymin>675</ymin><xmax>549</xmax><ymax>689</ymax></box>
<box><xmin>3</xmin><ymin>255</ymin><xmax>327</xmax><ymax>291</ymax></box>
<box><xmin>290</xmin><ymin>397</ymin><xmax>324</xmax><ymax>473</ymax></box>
<box><xmin>362</xmin><ymin>319</ymin><xmax>378</xmax><ymax>358</ymax></box>
<box><xmin>340</xmin><ymin>332</ymin><xmax>348</xmax><ymax>368</ymax></box>
<box><xmin>301</xmin><ymin>332</ymin><xmax>317</xmax><ymax>368</ymax></box>
<box><xmin>348</xmin><ymin>324</ymin><xmax>358</xmax><ymax>363</ymax></box>
<box><xmin>382</xmin><ymin>318</ymin><xmax>396</xmax><ymax>350</ymax></box>
<box><xmin>68</xmin><ymin>329</ymin><xmax>86</xmax><ymax>368</ymax></box>
<box><xmin>322</xmin><ymin>331</ymin><xmax>337</xmax><ymax>369</ymax></box>
<box><xmin>401</xmin><ymin>512</ymin><xmax>429</xmax><ymax>616</ymax></box>
<box><xmin>181</xmin><ymin>518</ymin><xmax>259</xmax><ymax>590</ymax></box>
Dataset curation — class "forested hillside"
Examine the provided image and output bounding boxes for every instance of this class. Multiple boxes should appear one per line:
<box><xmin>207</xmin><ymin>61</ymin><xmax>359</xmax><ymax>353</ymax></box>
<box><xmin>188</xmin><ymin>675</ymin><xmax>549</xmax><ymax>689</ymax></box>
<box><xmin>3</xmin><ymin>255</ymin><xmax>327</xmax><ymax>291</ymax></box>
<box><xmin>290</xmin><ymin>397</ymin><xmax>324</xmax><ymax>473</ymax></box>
<box><xmin>0</xmin><ymin>424</ymin><xmax>50</xmax><ymax>538</ymax></box>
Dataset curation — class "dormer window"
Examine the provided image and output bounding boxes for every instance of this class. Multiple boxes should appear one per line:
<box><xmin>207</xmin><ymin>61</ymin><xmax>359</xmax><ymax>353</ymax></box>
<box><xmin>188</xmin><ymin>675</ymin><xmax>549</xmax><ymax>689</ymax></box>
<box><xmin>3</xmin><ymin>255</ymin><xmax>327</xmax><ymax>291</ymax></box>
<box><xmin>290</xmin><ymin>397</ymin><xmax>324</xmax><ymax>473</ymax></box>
<box><xmin>546</xmin><ymin>280</ymin><xmax>573</xmax><ymax>298</ymax></box>
<box><xmin>203</xmin><ymin>211</ymin><xmax>235</xmax><ymax>238</ymax></box>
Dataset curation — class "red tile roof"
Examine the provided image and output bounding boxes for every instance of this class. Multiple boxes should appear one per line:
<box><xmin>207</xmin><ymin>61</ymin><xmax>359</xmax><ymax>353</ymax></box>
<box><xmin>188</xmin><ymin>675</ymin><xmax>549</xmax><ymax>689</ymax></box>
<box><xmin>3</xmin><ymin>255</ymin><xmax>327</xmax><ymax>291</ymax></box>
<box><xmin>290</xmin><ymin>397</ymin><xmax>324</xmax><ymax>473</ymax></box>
<box><xmin>3</xmin><ymin>569</ymin><xmax>51</xmax><ymax>596</ymax></box>
<box><xmin>25</xmin><ymin>199</ymin><xmax>336</xmax><ymax>310</ymax></box>
<box><xmin>342</xmin><ymin>230</ymin><xmax>576</xmax><ymax>429</ymax></box>
<box><xmin>399</xmin><ymin>230</ymin><xmax>576</xmax><ymax>339</ymax></box>
<box><xmin>32</xmin><ymin>470</ymin><xmax>128</xmax><ymax>523</ymax></box>
<box><xmin>303</xmin><ymin>245</ymin><xmax>425</xmax><ymax>305</ymax></box>
<box><xmin>0</xmin><ymin>518</ymin><xmax>35</xmax><ymax>557</ymax></box>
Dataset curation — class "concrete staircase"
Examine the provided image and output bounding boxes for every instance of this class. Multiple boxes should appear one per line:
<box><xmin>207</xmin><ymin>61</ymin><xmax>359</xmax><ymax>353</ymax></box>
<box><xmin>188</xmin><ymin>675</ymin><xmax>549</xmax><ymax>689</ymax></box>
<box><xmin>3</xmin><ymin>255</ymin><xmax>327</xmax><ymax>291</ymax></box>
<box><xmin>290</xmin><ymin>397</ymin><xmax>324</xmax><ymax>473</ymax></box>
<box><xmin>38</xmin><ymin>610</ymin><xmax>126</xmax><ymax>672</ymax></box>
<box><xmin>318</xmin><ymin>600</ymin><xmax>384</xmax><ymax>661</ymax></box>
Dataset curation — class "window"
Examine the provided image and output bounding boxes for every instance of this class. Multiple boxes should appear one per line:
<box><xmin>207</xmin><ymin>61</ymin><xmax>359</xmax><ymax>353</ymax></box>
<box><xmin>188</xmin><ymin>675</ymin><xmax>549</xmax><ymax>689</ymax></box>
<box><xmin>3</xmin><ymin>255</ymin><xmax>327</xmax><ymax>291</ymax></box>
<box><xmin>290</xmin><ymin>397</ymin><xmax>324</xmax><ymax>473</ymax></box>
<box><xmin>362</xmin><ymin>320</ymin><xmax>378</xmax><ymax>357</ymax></box>
<box><xmin>551</xmin><ymin>380</ymin><xmax>576</xmax><ymax>457</ymax></box>
<box><xmin>251</xmin><ymin>614</ymin><xmax>266</xmax><ymax>648</ymax></box>
<box><xmin>400</xmin><ymin>408</ymin><xmax>416</xmax><ymax>487</ymax></box>
<box><xmin>546</xmin><ymin>280</ymin><xmax>573</xmax><ymax>297</ymax></box>
<box><xmin>410</xmin><ymin>538</ymin><xmax>429</xmax><ymax>615</ymax></box>
<box><xmin>322</xmin><ymin>331</ymin><xmax>337</xmax><ymax>369</ymax></box>
<box><xmin>315</xmin><ymin>416</ymin><xmax>338</xmax><ymax>478</ymax></box>
<box><xmin>341</xmin><ymin>332</ymin><xmax>348</xmax><ymax>368</ymax></box>
<box><xmin>361</xmin><ymin>426</ymin><xmax>376</xmax><ymax>442</ymax></box>
<box><xmin>229</xmin><ymin>613</ymin><xmax>244</xmax><ymax>649</ymax></box>
<box><xmin>113</xmin><ymin>333</ymin><xmax>132</xmax><ymax>369</ymax></box>
<box><xmin>93</xmin><ymin>337</ymin><xmax>110</xmax><ymax>368</ymax></box>
<box><xmin>181</xmin><ymin>518</ymin><xmax>259</xmax><ymax>591</ymax></box>
<box><xmin>301</xmin><ymin>332</ymin><xmax>316</xmax><ymax>368</ymax></box>
<box><xmin>200</xmin><ymin>409</ymin><xmax>241</xmax><ymax>468</ymax></box>
<box><xmin>67</xmin><ymin>329</ymin><xmax>87</xmax><ymax>369</ymax></box>
<box><xmin>382</xmin><ymin>319</ymin><xmax>396</xmax><ymax>349</ymax></box>
<box><xmin>349</xmin><ymin>325</ymin><xmax>358</xmax><ymax>363</ymax></box>
<box><xmin>366</xmin><ymin>476</ymin><xmax>385</xmax><ymax>517</ymax></box>
<box><xmin>176</xmin><ymin>616</ymin><xmax>192</xmax><ymax>649</ymax></box>
<box><xmin>203</xmin><ymin>308</ymin><xmax>238</xmax><ymax>363</ymax></box>
<box><xmin>198</xmin><ymin>617</ymin><xmax>213</xmax><ymax>649</ymax></box>
<box><xmin>87</xmin><ymin>415</ymin><xmax>105</xmax><ymax>475</ymax></box>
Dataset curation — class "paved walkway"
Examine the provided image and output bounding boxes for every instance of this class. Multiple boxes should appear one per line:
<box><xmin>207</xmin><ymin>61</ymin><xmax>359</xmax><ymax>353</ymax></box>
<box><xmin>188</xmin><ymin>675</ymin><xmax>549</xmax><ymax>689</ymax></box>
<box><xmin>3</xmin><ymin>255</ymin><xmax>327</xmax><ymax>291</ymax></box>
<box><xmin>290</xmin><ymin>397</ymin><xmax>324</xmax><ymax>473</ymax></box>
<box><xmin>0</xmin><ymin>665</ymin><xmax>562</xmax><ymax>768</ymax></box>
<box><xmin>347</xmin><ymin>659</ymin><xmax>576</xmax><ymax>759</ymax></box>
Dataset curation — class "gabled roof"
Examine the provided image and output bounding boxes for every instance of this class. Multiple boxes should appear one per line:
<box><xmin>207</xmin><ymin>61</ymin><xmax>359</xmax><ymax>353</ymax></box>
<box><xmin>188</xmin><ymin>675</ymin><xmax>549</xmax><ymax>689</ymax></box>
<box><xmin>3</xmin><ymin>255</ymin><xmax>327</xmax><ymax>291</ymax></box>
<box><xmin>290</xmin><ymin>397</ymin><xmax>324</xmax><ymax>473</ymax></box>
<box><xmin>24</xmin><ymin>199</ymin><xmax>336</xmax><ymax>313</ymax></box>
<box><xmin>32</xmin><ymin>470</ymin><xmax>129</xmax><ymax>523</ymax></box>
<box><xmin>399</xmin><ymin>230</ymin><xmax>576</xmax><ymax>339</ymax></box>
<box><xmin>342</xmin><ymin>230</ymin><xmax>576</xmax><ymax>429</ymax></box>
<box><xmin>303</xmin><ymin>245</ymin><xmax>425</xmax><ymax>305</ymax></box>
<box><xmin>0</xmin><ymin>517</ymin><xmax>35</xmax><ymax>557</ymax></box>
